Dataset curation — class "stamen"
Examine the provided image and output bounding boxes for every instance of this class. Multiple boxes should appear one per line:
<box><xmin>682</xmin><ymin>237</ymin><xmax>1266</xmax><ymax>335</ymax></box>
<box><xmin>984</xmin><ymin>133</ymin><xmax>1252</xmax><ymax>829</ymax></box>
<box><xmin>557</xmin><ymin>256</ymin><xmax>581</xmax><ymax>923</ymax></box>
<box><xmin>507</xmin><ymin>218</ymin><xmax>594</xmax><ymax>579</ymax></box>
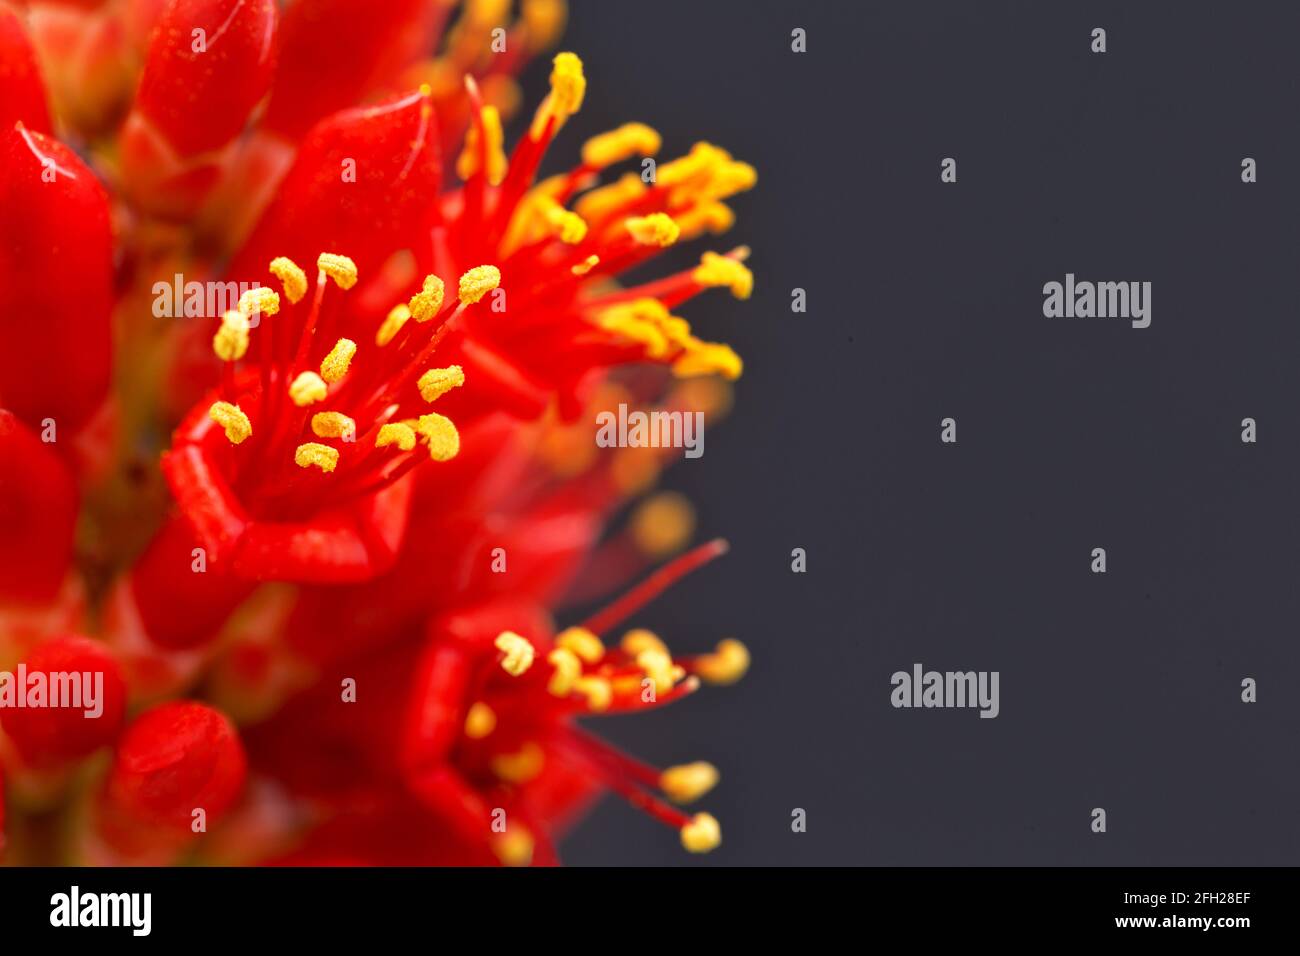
<box><xmin>625</xmin><ymin>213</ymin><xmax>680</xmax><ymax>247</ymax></box>
<box><xmin>463</xmin><ymin>701</ymin><xmax>496</xmax><ymax>739</ymax></box>
<box><xmin>408</xmin><ymin>276</ymin><xmax>445</xmax><ymax>323</ymax></box>
<box><xmin>581</xmin><ymin>539</ymin><xmax>730</xmax><ymax>636</ymax></box>
<box><xmin>317</xmin><ymin>253</ymin><xmax>359</xmax><ymax>290</ymax></box>
<box><xmin>692</xmin><ymin>638</ymin><xmax>750</xmax><ymax>685</ymax></box>
<box><xmin>621</xmin><ymin>628</ymin><xmax>668</xmax><ymax>658</ymax></box>
<box><xmin>693</xmin><ymin>250</ymin><xmax>753</xmax><ymax>299</ymax></box>
<box><xmin>320</xmin><ymin>338</ymin><xmax>356</xmax><ymax>384</ymax></box>
<box><xmin>269</xmin><ymin>256</ymin><xmax>308</xmax><ymax>303</ymax></box>
<box><xmin>310</xmin><ymin>411</ymin><xmax>356</xmax><ymax>440</ymax></box>
<box><xmin>571</xmin><ymin>254</ymin><xmax>599</xmax><ymax>276</ymax></box>
<box><xmin>491</xmin><ymin>742</ymin><xmax>544</xmax><ymax>783</ymax></box>
<box><xmin>672</xmin><ymin>341</ymin><xmax>743</xmax><ymax>380</ymax></box>
<box><xmin>540</xmin><ymin>197</ymin><xmax>587</xmax><ymax>243</ymax></box>
<box><xmin>680</xmin><ymin>812</ymin><xmax>722</xmax><ymax>853</ymax></box>
<box><xmin>660</xmin><ymin>762</ymin><xmax>720</xmax><ymax>803</ymax></box>
<box><xmin>238</xmin><ymin>286</ymin><xmax>280</xmax><ymax>318</ymax></box>
<box><xmin>417</xmin><ymin>365</ymin><xmax>465</xmax><ymax>403</ymax></box>
<box><xmin>491</xmin><ymin>827</ymin><xmax>534</xmax><ymax>867</ymax></box>
<box><xmin>637</xmin><ymin>647</ymin><xmax>676</xmax><ymax>695</ymax></box>
<box><xmin>208</xmin><ymin>401</ymin><xmax>251</xmax><ymax>444</ymax></box>
<box><xmin>581</xmin><ymin>122</ymin><xmax>661</xmax><ymax>168</ymax></box>
<box><xmin>289</xmin><ymin>371</ymin><xmax>328</xmax><ymax>406</ymax></box>
<box><xmin>457</xmin><ymin>265</ymin><xmax>501</xmax><ymax>306</ymax></box>
<box><xmin>546</xmin><ymin>647</ymin><xmax>581</xmax><ymax>697</ymax></box>
<box><xmin>556</xmin><ymin>626</ymin><xmax>604</xmax><ymax>664</ymax></box>
<box><xmin>376</xmin><ymin>304</ymin><xmax>411</xmax><ymax>345</ymax></box>
<box><xmin>456</xmin><ymin>105</ymin><xmax>507</xmax><ymax>186</ymax></box>
<box><xmin>294</xmin><ymin>442</ymin><xmax>339</xmax><ymax>473</ymax></box>
<box><xmin>574</xmin><ymin>675</ymin><xmax>612</xmax><ymax>711</ymax></box>
<box><xmin>414</xmin><ymin>412</ymin><xmax>460</xmax><ymax>461</ymax></box>
<box><xmin>629</xmin><ymin>492</ymin><xmax>695</xmax><ymax>557</ymax></box>
<box><xmin>494</xmin><ymin>631</ymin><xmax>535</xmax><ymax>676</ymax></box>
<box><xmin>375</xmin><ymin>422</ymin><xmax>417</xmax><ymax>451</ymax></box>
<box><xmin>212</xmin><ymin>310</ymin><xmax>250</xmax><ymax>362</ymax></box>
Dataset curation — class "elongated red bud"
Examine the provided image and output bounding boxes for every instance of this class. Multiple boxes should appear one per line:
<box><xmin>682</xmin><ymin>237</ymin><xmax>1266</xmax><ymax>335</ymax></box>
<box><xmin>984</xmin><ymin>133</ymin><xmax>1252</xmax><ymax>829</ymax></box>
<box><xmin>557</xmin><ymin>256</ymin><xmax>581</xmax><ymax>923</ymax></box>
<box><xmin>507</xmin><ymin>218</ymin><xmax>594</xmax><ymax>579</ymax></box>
<box><xmin>0</xmin><ymin>125</ymin><xmax>113</xmax><ymax>435</ymax></box>
<box><xmin>0</xmin><ymin>7</ymin><xmax>52</xmax><ymax>133</ymax></box>
<box><xmin>0</xmin><ymin>635</ymin><xmax>127</xmax><ymax>768</ymax></box>
<box><xmin>0</xmin><ymin>410</ymin><xmax>77</xmax><ymax>604</ymax></box>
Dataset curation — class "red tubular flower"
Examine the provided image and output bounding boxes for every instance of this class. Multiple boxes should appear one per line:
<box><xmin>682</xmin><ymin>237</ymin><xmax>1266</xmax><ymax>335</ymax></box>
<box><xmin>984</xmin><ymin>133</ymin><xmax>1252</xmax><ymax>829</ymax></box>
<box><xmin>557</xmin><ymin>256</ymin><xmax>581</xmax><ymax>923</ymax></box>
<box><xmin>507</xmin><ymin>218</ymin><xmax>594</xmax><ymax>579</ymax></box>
<box><xmin>0</xmin><ymin>410</ymin><xmax>78</xmax><ymax>606</ymax></box>
<box><xmin>0</xmin><ymin>635</ymin><xmax>127</xmax><ymax>769</ymax></box>
<box><xmin>118</xmin><ymin>0</ymin><xmax>279</xmax><ymax>218</ymax></box>
<box><xmin>0</xmin><ymin>124</ymin><xmax>113</xmax><ymax>437</ymax></box>
<box><xmin>0</xmin><ymin>6</ymin><xmax>51</xmax><ymax>132</ymax></box>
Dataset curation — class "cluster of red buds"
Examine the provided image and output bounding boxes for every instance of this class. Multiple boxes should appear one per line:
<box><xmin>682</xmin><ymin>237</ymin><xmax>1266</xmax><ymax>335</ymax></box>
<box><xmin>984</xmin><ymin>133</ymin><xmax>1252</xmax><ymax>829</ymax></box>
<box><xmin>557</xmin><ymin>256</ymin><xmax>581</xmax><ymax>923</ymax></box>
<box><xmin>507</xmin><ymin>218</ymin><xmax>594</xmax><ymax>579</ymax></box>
<box><xmin>0</xmin><ymin>0</ymin><xmax>753</xmax><ymax>865</ymax></box>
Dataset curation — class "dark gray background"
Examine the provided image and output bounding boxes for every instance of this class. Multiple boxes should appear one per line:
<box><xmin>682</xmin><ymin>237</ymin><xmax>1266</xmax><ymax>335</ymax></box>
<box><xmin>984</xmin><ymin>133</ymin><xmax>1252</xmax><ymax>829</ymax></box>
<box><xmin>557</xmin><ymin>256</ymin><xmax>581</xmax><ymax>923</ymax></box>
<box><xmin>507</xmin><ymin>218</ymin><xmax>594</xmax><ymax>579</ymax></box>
<box><xmin>520</xmin><ymin>0</ymin><xmax>1300</xmax><ymax>865</ymax></box>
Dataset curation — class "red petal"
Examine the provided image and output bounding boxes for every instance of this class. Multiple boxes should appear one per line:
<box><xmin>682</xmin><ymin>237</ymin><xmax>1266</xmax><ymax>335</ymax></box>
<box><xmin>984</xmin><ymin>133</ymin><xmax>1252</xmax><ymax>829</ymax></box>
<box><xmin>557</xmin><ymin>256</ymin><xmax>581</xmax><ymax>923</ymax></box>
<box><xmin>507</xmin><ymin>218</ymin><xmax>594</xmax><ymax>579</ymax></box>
<box><xmin>0</xmin><ymin>409</ymin><xmax>77</xmax><ymax>604</ymax></box>
<box><xmin>0</xmin><ymin>125</ymin><xmax>113</xmax><ymax>434</ymax></box>
<box><xmin>0</xmin><ymin>7</ymin><xmax>51</xmax><ymax>133</ymax></box>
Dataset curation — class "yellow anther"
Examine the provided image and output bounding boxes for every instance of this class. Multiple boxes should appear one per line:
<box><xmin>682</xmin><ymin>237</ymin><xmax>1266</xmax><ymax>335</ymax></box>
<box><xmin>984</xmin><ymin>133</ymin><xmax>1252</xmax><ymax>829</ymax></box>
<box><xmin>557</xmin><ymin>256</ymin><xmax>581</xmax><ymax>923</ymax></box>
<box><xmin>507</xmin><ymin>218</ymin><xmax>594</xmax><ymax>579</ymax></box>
<box><xmin>212</xmin><ymin>310</ymin><xmax>250</xmax><ymax>362</ymax></box>
<box><xmin>415</xmin><ymin>412</ymin><xmax>460</xmax><ymax>461</ymax></box>
<box><xmin>375</xmin><ymin>422</ymin><xmax>417</xmax><ymax>452</ymax></box>
<box><xmin>457</xmin><ymin>265</ymin><xmax>501</xmax><ymax>306</ymax></box>
<box><xmin>492</xmin><ymin>827</ymin><xmax>535</xmax><ymax>868</ymax></box>
<box><xmin>541</xmin><ymin>198</ymin><xmax>588</xmax><ymax>244</ymax></box>
<box><xmin>208</xmin><ymin>401</ymin><xmax>251</xmax><ymax>445</ymax></box>
<box><xmin>556</xmin><ymin>626</ymin><xmax>604</xmax><ymax>664</ymax></box>
<box><xmin>376</xmin><ymin>304</ymin><xmax>410</xmax><ymax>346</ymax></box>
<box><xmin>680</xmin><ymin>812</ymin><xmax>722</xmax><ymax>853</ymax></box>
<box><xmin>320</xmin><ymin>337</ymin><xmax>356</xmax><ymax>384</ymax></box>
<box><xmin>317</xmin><ymin>253</ymin><xmax>358</xmax><ymax>290</ymax></box>
<box><xmin>491</xmin><ymin>742</ymin><xmax>545</xmax><ymax>784</ymax></box>
<box><xmin>581</xmin><ymin>122</ymin><xmax>661</xmax><ymax>168</ymax></box>
<box><xmin>677</xmin><ymin>201</ymin><xmax>736</xmax><ymax>238</ymax></box>
<box><xmin>289</xmin><ymin>371</ymin><xmax>328</xmax><ymax>406</ymax></box>
<box><xmin>625</xmin><ymin>213</ymin><xmax>680</xmax><ymax>247</ymax></box>
<box><xmin>464</xmin><ymin>701</ymin><xmax>497</xmax><ymax>740</ymax></box>
<box><xmin>310</xmin><ymin>411</ymin><xmax>356</xmax><ymax>440</ymax></box>
<box><xmin>574</xmin><ymin>675</ymin><xmax>612</xmax><ymax>712</ymax></box>
<box><xmin>571</xmin><ymin>254</ymin><xmax>599</xmax><ymax>276</ymax></box>
<box><xmin>629</xmin><ymin>492</ymin><xmax>695</xmax><ymax>557</ymax></box>
<box><xmin>546</xmin><ymin>647</ymin><xmax>582</xmax><ymax>697</ymax></box>
<box><xmin>672</xmin><ymin>341</ymin><xmax>743</xmax><ymax>381</ymax></box>
<box><xmin>494</xmin><ymin>631</ymin><xmax>535</xmax><ymax>676</ymax></box>
<box><xmin>694</xmin><ymin>638</ymin><xmax>750</xmax><ymax>685</ymax></box>
<box><xmin>294</xmin><ymin>442</ymin><xmax>339</xmax><ymax>473</ymax></box>
<box><xmin>621</xmin><ymin>628</ymin><xmax>668</xmax><ymax>658</ymax></box>
<box><xmin>693</xmin><ymin>251</ymin><xmax>753</xmax><ymax>300</ymax></box>
<box><xmin>660</xmin><ymin>762</ymin><xmax>720</xmax><ymax>804</ymax></box>
<box><xmin>417</xmin><ymin>365</ymin><xmax>465</xmax><ymax>403</ymax></box>
<box><xmin>456</xmin><ymin>105</ymin><xmax>507</xmax><ymax>186</ymax></box>
<box><xmin>238</xmin><ymin>286</ymin><xmax>280</xmax><ymax>318</ymax></box>
<box><xmin>598</xmin><ymin>307</ymin><xmax>670</xmax><ymax>358</ymax></box>
<box><xmin>269</xmin><ymin>256</ymin><xmax>308</xmax><ymax>303</ymax></box>
<box><xmin>548</xmin><ymin>51</ymin><xmax>585</xmax><ymax>116</ymax></box>
<box><xmin>521</xmin><ymin>0</ymin><xmax>566</xmax><ymax>51</ymax></box>
<box><xmin>574</xmin><ymin>173</ymin><xmax>644</xmax><ymax>223</ymax></box>
<box><xmin>408</xmin><ymin>275</ymin><xmax>445</xmax><ymax>323</ymax></box>
<box><xmin>637</xmin><ymin>647</ymin><xmax>676</xmax><ymax>694</ymax></box>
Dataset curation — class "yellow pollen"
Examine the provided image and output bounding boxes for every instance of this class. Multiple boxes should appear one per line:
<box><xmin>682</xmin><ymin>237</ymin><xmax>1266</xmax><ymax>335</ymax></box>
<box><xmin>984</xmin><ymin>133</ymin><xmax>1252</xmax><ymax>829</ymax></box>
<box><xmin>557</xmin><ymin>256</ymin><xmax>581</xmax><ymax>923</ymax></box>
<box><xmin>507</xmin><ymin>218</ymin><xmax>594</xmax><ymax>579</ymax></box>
<box><xmin>546</xmin><ymin>647</ymin><xmax>582</xmax><ymax>697</ymax></box>
<box><xmin>637</xmin><ymin>647</ymin><xmax>676</xmax><ymax>694</ymax></box>
<box><xmin>456</xmin><ymin>105</ymin><xmax>508</xmax><ymax>186</ymax></box>
<box><xmin>208</xmin><ymin>401</ymin><xmax>251</xmax><ymax>444</ymax></box>
<box><xmin>464</xmin><ymin>701</ymin><xmax>497</xmax><ymax>739</ymax></box>
<box><xmin>310</xmin><ymin>411</ymin><xmax>356</xmax><ymax>440</ymax></box>
<box><xmin>408</xmin><ymin>275</ymin><xmax>445</xmax><ymax>323</ymax></box>
<box><xmin>574</xmin><ymin>675</ymin><xmax>612</xmax><ymax>712</ymax></box>
<box><xmin>269</xmin><ymin>256</ymin><xmax>308</xmax><ymax>303</ymax></box>
<box><xmin>494</xmin><ymin>631</ymin><xmax>535</xmax><ymax>676</ymax></box>
<box><xmin>375</xmin><ymin>422</ymin><xmax>417</xmax><ymax>452</ymax></box>
<box><xmin>492</xmin><ymin>827</ymin><xmax>535</xmax><ymax>868</ymax></box>
<box><xmin>661</xmin><ymin>762</ymin><xmax>720</xmax><ymax>804</ymax></box>
<box><xmin>415</xmin><ymin>412</ymin><xmax>460</xmax><ymax>461</ymax></box>
<box><xmin>376</xmin><ymin>304</ymin><xmax>411</xmax><ymax>346</ymax></box>
<box><xmin>625</xmin><ymin>213</ymin><xmax>680</xmax><ymax>247</ymax></box>
<box><xmin>693</xmin><ymin>251</ymin><xmax>753</xmax><ymax>300</ymax></box>
<box><xmin>571</xmin><ymin>254</ymin><xmax>599</xmax><ymax>276</ymax></box>
<box><xmin>621</xmin><ymin>628</ymin><xmax>668</xmax><ymax>658</ymax></box>
<box><xmin>238</xmin><ymin>286</ymin><xmax>280</xmax><ymax>319</ymax></box>
<box><xmin>542</xmin><ymin>199</ymin><xmax>588</xmax><ymax>244</ymax></box>
<box><xmin>212</xmin><ymin>310</ymin><xmax>250</xmax><ymax>362</ymax></box>
<box><xmin>320</xmin><ymin>338</ymin><xmax>356</xmax><ymax>384</ymax></box>
<box><xmin>556</xmin><ymin>626</ymin><xmax>604</xmax><ymax>664</ymax></box>
<box><xmin>457</xmin><ymin>265</ymin><xmax>501</xmax><ymax>306</ymax></box>
<box><xmin>289</xmin><ymin>371</ymin><xmax>328</xmax><ymax>406</ymax></box>
<box><xmin>680</xmin><ymin>812</ymin><xmax>722</xmax><ymax>853</ymax></box>
<box><xmin>417</xmin><ymin>365</ymin><xmax>465</xmax><ymax>403</ymax></box>
<box><xmin>629</xmin><ymin>492</ymin><xmax>696</xmax><ymax>557</ymax></box>
<box><xmin>581</xmin><ymin>122</ymin><xmax>661</xmax><ymax>168</ymax></box>
<box><xmin>491</xmin><ymin>742</ymin><xmax>545</xmax><ymax>783</ymax></box>
<box><xmin>672</xmin><ymin>341</ymin><xmax>743</xmax><ymax>381</ymax></box>
<box><xmin>676</xmin><ymin>202</ymin><xmax>735</xmax><ymax>238</ymax></box>
<box><xmin>574</xmin><ymin>173</ymin><xmax>644</xmax><ymax>223</ymax></box>
<box><xmin>548</xmin><ymin>51</ymin><xmax>586</xmax><ymax>116</ymax></box>
<box><xmin>294</xmin><ymin>442</ymin><xmax>339</xmax><ymax>473</ymax></box>
<box><xmin>694</xmin><ymin>638</ymin><xmax>750</xmax><ymax>685</ymax></box>
<box><xmin>317</xmin><ymin>253</ymin><xmax>358</xmax><ymax>290</ymax></box>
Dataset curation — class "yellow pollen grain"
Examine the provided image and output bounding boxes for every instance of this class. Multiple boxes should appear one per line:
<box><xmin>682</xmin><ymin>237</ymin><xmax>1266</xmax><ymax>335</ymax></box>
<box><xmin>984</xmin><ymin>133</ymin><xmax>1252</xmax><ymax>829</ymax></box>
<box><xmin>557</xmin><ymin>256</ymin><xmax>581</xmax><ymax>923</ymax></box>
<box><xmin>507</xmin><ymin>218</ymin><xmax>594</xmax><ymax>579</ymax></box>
<box><xmin>693</xmin><ymin>251</ymin><xmax>753</xmax><ymax>300</ymax></box>
<box><xmin>638</xmin><ymin>647</ymin><xmax>676</xmax><ymax>695</ymax></box>
<box><xmin>661</xmin><ymin>762</ymin><xmax>720</xmax><ymax>804</ymax></box>
<box><xmin>542</xmin><ymin>199</ymin><xmax>587</xmax><ymax>244</ymax></box>
<box><xmin>317</xmin><ymin>253</ymin><xmax>358</xmax><ymax>290</ymax></box>
<box><xmin>492</xmin><ymin>827</ymin><xmax>535</xmax><ymax>868</ymax></box>
<box><xmin>571</xmin><ymin>254</ymin><xmax>599</xmax><ymax>276</ymax></box>
<box><xmin>680</xmin><ymin>812</ymin><xmax>722</xmax><ymax>853</ymax></box>
<box><xmin>677</xmin><ymin>201</ymin><xmax>736</xmax><ymax>239</ymax></box>
<box><xmin>456</xmin><ymin>105</ymin><xmax>507</xmax><ymax>186</ymax></box>
<box><xmin>208</xmin><ymin>401</ymin><xmax>251</xmax><ymax>445</ymax></box>
<box><xmin>574</xmin><ymin>174</ymin><xmax>644</xmax><ymax>223</ymax></box>
<box><xmin>457</xmin><ymin>265</ymin><xmax>501</xmax><ymax>306</ymax></box>
<box><xmin>694</xmin><ymin>638</ymin><xmax>750</xmax><ymax>685</ymax></box>
<box><xmin>408</xmin><ymin>275</ymin><xmax>445</xmax><ymax>323</ymax></box>
<box><xmin>289</xmin><ymin>371</ymin><xmax>328</xmax><ymax>406</ymax></box>
<box><xmin>417</xmin><ymin>365</ymin><xmax>465</xmax><ymax>403</ymax></box>
<box><xmin>546</xmin><ymin>647</ymin><xmax>582</xmax><ymax>697</ymax></box>
<box><xmin>269</xmin><ymin>256</ymin><xmax>308</xmax><ymax>303</ymax></box>
<box><xmin>320</xmin><ymin>338</ymin><xmax>356</xmax><ymax>384</ymax></box>
<box><xmin>415</xmin><ymin>412</ymin><xmax>460</xmax><ymax>461</ymax></box>
<box><xmin>549</xmin><ymin>51</ymin><xmax>586</xmax><ymax>116</ymax></box>
<box><xmin>672</xmin><ymin>341</ymin><xmax>743</xmax><ymax>381</ymax></box>
<box><xmin>213</xmin><ymin>310</ymin><xmax>250</xmax><ymax>362</ymax></box>
<box><xmin>294</xmin><ymin>442</ymin><xmax>339</xmax><ymax>473</ymax></box>
<box><xmin>625</xmin><ymin>213</ymin><xmax>680</xmax><ymax>247</ymax></box>
<box><xmin>491</xmin><ymin>742</ymin><xmax>544</xmax><ymax>783</ymax></box>
<box><xmin>630</xmin><ymin>492</ymin><xmax>696</xmax><ymax>557</ymax></box>
<box><xmin>494</xmin><ymin>631</ymin><xmax>535</xmax><ymax>676</ymax></box>
<box><xmin>464</xmin><ymin>701</ymin><xmax>497</xmax><ymax>739</ymax></box>
<box><xmin>238</xmin><ymin>286</ymin><xmax>280</xmax><ymax>319</ymax></box>
<box><xmin>581</xmin><ymin>122</ymin><xmax>661</xmax><ymax>168</ymax></box>
<box><xmin>574</xmin><ymin>675</ymin><xmax>612</xmax><ymax>712</ymax></box>
<box><xmin>556</xmin><ymin>626</ymin><xmax>604</xmax><ymax>664</ymax></box>
<box><xmin>376</xmin><ymin>304</ymin><xmax>410</xmax><ymax>346</ymax></box>
<box><xmin>621</xmin><ymin>628</ymin><xmax>668</xmax><ymax>658</ymax></box>
<box><xmin>375</xmin><ymin>422</ymin><xmax>417</xmax><ymax>452</ymax></box>
<box><xmin>310</xmin><ymin>411</ymin><xmax>355</xmax><ymax>440</ymax></box>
